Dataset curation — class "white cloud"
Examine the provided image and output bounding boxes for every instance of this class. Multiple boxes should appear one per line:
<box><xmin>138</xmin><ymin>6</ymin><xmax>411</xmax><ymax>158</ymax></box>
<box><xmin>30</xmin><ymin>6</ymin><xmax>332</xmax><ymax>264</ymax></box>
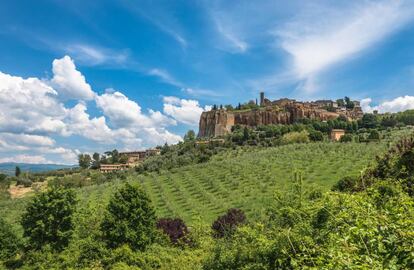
<box><xmin>65</xmin><ymin>44</ymin><xmax>129</xmax><ymax>66</ymax></box>
<box><xmin>148</xmin><ymin>68</ymin><xmax>182</xmax><ymax>87</ymax></box>
<box><xmin>0</xmin><ymin>154</ymin><xmax>53</xmax><ymax>164</ymax></box>
<box><xmin>276</xmin><ymin>1</ymin><xmax>414</xmax><ymax>92</ymax></box>
<box><xmin>163</xmin><ymin>96</ymin><xmax>209</xmax><ymax>126</ymax></box>
<box><xmin>214</xmin><ymin>14</ymin><xmax>248</xmax><ymax>53</ymax></box>
<box><xmin>95</xmin><ymin>91</ymin><xmax>175</xmax><ymax>128</ymax></box>
<box><xmin>50</xmin><ymin>55</ymin><xmax>95</xmax><ymax>100</ymax></box>
<box><xmin>142</xmin><ymin>127</ymin><xmax>182</xmax><ymax>146</ymax></box>
<box><xmin>0</xmin><ymin>133</ymin><xmax>54</xmax><ymax>147</ymax></box>
<box><xmin>0</xmin><ymin>71</ymin><xmax>67</xmax><ymax>134</ymax></box>
<box><xmin>65</xmin><ymin>103</ymin><xmax>116</xmax><ymax>143</ymax></box>
<box><xmin>361</xmin><ymin>96</ymin><xmax>414</xmax><ymax>113</ymax></box>
<box><xmin>0</xmin><ymin>56</ymin><xmax>188</xmax><ymax>164</ymax></box>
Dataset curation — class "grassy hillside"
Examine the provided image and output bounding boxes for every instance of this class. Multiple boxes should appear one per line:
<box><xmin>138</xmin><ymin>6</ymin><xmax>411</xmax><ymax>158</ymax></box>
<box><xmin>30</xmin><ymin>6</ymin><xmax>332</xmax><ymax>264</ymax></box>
<box><xmin>1</xmin><ymin>141</ymin><xmax>389</xmax><ymax>229</ymax></box>
<box><xmin>137</xmin><ymin>142</ymin><xmax>386</xmax><ymax>222</ymax></box>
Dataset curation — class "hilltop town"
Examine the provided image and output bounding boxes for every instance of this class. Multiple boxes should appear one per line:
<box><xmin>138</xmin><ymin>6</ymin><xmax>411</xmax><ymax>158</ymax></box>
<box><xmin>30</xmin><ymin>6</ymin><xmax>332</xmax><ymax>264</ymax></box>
<box><xmin>198</xmin><ymin>92</ymin><xmax>364</xmax><ymax>137</ymax></box>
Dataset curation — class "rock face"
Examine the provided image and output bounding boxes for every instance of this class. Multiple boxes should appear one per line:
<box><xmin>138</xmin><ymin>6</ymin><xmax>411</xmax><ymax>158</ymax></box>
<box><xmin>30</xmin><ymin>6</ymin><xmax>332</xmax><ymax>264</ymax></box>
<box><xmin>198</xmin><ymin>102</ymin><xmax>363</xmax><ymax>138</ymax></box>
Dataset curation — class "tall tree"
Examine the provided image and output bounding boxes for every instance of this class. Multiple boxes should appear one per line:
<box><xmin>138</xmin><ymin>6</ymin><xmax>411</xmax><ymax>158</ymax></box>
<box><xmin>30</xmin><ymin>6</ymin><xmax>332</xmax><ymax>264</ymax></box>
<box><xmin>21</xmin><ymin>187</ymin><xmax>77</xmax><ymax>250</ymax></box>
<box><xmin>101</xmin><ymin>183</ymin><xmax>156</xmax><ymax>251</ymax></box>
<box><xmin>92</xmin><ymin>153</ymin><xmax>100</xmax><ymax>169</ymax></box>
<box><xmin>78</xmin><ymin>154</ymin><xmax>92</xmax><ymax>169</ymax></box>
<box><xmin>184</xmin><ymin>130</ymin><xmax>196</xmax><ymax>141</ymax></box>
<box><xmin>344</xmin><ymin>96</ymin><xmax>355</xmax><ymax>109</ymax></box>
<box><xmin>105</xmin><ymin>149</ymin><xmax>120</xmax><ymax>164</ymax></box>
<box><xmin>336</xmin><ymin>98</ymin><xmax>345</xmax><ymax>107</ymax></box>
<box><xmin>15</xmin><ymin>166</ymin><xmax>21</xmax><ymax>177</ymax></box>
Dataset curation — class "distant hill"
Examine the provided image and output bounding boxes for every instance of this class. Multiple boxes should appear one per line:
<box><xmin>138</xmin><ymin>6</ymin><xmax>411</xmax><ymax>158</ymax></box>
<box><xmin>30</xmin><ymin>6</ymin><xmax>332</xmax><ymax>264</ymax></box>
<box><xmin>0</xmin><ymin>162</ymin><xmax>76</xmax><ymax>176</ymax></box>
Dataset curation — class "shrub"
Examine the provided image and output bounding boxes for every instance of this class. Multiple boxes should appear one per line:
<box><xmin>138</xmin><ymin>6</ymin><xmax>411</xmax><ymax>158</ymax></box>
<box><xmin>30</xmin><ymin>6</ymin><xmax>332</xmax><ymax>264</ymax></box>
<box><xmin>282</xmin><ymin>131</ymin><xmax>310</xmax><ymax>144</ymax></box>
<box><xmin>212</xmin><ymin>208</ymin><xmax>246</xmax><ymax>238</ymax></box>
<box><xmin>16</xmin><ymin>178</ymin><xmax>32</xmax><ymax>187</ymax></box>
<box><xmin>339</xmin><ymin>134</ymin><xmax>353</xmax><ymax>142</ymax></box>
<box><xmin>0</xmin><ymin>217</ymin><xmax>20</xmax><ymax>261</ymax></box>
<box><xmin>156</xmin><ymin>218</ymin><xmax>189</xmax><ymax>245</ymax></box>
<box><xmin>101</xmin><ymin>183</ymin><xmax>156</xmax><ymax>251</ymax></box>
<box><xmin>21</xmin><ymin>187</ymin><xmax>77</xmax><ymax>250</ymax></box>
<box><xmin>368</xmin><ymin>129</ymin><xmax>381</xmax><ymax>141</ymax></box>
<box><xmin>331</xmin><ymin>176</ymin><xmax>358</xmax><ymax>192</ymax></box>
<box><xmin>309</xmin><ymin>130</ymin><xmax>324</xmax><ymax>142</ymax></box>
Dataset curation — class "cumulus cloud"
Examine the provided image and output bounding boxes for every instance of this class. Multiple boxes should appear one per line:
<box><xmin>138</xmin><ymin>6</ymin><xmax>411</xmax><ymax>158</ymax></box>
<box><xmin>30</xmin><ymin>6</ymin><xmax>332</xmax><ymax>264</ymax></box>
<box><xmin>65</xmin><ymin>103</ymin><xmax>116</xmax><ymax>143</ymax></box>
<box><xmin>276</xmin><ymin>1</ymin><xmax>414</xmax><ymax>92</ymax></box>
<box><xmin>50</xmin><ymin>55</ymin><xmax>95</xmax><ymax>100</ymax></box>
<box><xmin>95</xmin><ymin>91</ymin><xmax>176</xmax><ymax>128</ymax></box>
<box><xmin>163</xmin><ymin>96</ymin><xmax>210</xmax><ymax>126</ymax></box>
<box><xmin>0</xmin><ymin>71</ymin><xmax>67</xmax><ymax>135</ymax></box>
<box><xmin>361</xmin><ymin>96</ymin><xmax>414</xmax><ymax>113</ymax></box>
<box><xmin>0</xmin><ymin>56</ymin><xmax>190</xmax><ymax>164</ymax></box>
<box><xmin>0</xmin><ymin>154</ymin><xmax>54</xmax><ymax>164</ymax></box>
<box><xmin>0</xmin><ymin>133</ymin><xmax>54</xmax><ymax>147</ymax></box>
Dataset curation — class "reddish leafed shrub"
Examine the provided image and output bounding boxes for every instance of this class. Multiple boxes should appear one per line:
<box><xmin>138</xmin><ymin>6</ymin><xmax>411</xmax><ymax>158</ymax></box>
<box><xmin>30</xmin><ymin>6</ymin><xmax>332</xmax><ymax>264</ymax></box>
<box><xmin>212</xmin><ymin>208</ymin><xmax>246</xmax><ymax>238</ymax></box>
<box><xmin>156</xmin><ymin>218</ymin><xmax>189</xmax><ymax>245</ymax></box>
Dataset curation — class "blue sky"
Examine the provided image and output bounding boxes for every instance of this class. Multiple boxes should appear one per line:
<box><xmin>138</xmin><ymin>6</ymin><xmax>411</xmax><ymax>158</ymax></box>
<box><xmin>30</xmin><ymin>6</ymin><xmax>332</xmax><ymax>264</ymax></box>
<box><xmin>1</xmin><ymin>0</ymin><xmax>414</xmax><ymax>164</ymax></box>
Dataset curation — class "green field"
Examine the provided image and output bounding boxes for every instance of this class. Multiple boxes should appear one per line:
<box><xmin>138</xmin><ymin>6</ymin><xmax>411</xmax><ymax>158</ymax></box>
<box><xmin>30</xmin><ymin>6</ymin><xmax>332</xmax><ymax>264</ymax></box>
<box><xmin>1</xmin><ymin>141</ymin><xmax>390</xmax><ymax>229</ymax></box>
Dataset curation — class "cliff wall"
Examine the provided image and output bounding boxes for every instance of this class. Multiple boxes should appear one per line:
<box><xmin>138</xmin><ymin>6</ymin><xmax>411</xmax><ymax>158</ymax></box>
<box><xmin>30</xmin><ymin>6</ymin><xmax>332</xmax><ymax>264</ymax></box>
<box><xmin>198</xmin><ymin>103</ymin><xmax>362</xmax><ymax>137</ymax></box>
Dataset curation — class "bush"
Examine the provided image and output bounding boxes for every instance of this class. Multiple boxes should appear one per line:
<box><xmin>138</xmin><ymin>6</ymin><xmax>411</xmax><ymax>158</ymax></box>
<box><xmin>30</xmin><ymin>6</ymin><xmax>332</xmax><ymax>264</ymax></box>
<box><xmin>16</xmin><ymin>178</ymin><xmax>32</xmax><ymax>187</ymax></box>
<box><xmin>0</xmin><ymin>217</ymin><xmax>20</xmax><ymax>261</ymax></box>
<box><xmin>309</xmin><ymin>130</ymin><xmax>324</xmax><ymax>142</ymax></box>
<box><xmin>212</xmin><ymin>208</ymin><xmax>246</xmax><ymax>238</ymax></box>
<box><xmin>339</xmin><ymin>134</ymin><xmax>353</xmax><ymax>142</ymax></box>
<box><xmin>21</xmin><ymin>187</ymin><xmax>77</xmax><ymax>251</ymax></box>
<box><xmin>156</xmin><ymin>218</ymin><xmax>189</xmax><ymax>245</ymax></box>
<box><xmin>101</xmin><ymin>183</ymin><xmax>156</xmax><ymax>251</ymax></box>
<box><xmin>282</xmin><ymin>131</ymin><xmax>310</xmax><ymax>144</ymax></box>
<box><xmin>368</xmin><ymin>129</ymin><xmax>381</xmax><ymax>141</ymax></box>
<box><xmin>331</xmin><ymin>176</ymin><xmax>359</xmax><ymax>192</ymax></box>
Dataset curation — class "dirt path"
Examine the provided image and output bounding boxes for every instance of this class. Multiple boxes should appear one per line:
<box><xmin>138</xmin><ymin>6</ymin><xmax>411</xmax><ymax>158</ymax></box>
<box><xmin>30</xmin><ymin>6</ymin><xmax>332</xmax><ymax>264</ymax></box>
<box><xmin>8</xmin><ymin>182</ymin><xmax>47</xmax><ymax>199</ymax></box>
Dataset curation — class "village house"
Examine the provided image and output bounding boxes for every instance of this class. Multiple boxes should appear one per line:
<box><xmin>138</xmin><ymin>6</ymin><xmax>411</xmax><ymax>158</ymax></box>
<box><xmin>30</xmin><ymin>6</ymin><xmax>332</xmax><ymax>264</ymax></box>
<box><xmin>330</xmin><ymin>129</ymin><xmax>346</xmax><ymax>141</ymax></box>
<box><xmin>120</xmin><ymin>151</ymin><xmax>147</xmax><ymax>164</ymax></box>
<box><xmin>100</xmin><ymin>148</ymin><xmax>162</xmax><ymax>173</ymax></box>
<box><xmin>99</xmin><ymin>164</ymin><xmax>129</xmax><ymax>173</ymax></box>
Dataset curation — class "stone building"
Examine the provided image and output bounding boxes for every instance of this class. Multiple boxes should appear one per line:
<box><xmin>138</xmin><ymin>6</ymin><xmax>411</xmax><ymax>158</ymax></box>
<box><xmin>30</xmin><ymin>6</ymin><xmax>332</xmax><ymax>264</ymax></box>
<box><xmin>330</xmin><ymin>129</ymin><xmax>346</xmax><ymax>141</ymax></box>
<box><xmin>100</xmin><ymin>148</ymin><xmax>162</xmax><ymax>173</ymax></box>
<box><xmin>100</xmin><ymin>164</ymin><xmax>129</xmax><ymax>173</ymax></box>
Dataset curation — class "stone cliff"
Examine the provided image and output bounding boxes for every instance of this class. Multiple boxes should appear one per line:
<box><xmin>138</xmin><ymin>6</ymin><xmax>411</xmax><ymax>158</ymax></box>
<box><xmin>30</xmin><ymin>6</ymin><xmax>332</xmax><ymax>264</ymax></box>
<box><xmin>198</xmin><ymin>102</ymin><xmax>363</xmax><ymax>138</ymax></box>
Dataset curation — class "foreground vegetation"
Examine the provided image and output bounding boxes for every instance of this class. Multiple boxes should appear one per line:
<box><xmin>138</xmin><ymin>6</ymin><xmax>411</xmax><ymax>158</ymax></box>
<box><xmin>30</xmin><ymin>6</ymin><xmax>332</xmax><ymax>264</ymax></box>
<box><xmin>0</xmin><ymin>126</ymin><xmax>413</xmax><ymax>269</ymax></box>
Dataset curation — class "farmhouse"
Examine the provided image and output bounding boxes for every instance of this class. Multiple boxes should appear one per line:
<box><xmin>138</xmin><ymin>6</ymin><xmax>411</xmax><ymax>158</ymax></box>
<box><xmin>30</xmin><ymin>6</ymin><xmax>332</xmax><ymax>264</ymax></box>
<box><xmin>330</xmin><ymin>129</ymin><xmax>346</xmax><ymax>141</ymax></box>
<box><xmin>100</xmin><ymin>148</ymin><xmax>161</xmax><ymax>173</ymax></box>
<box><xmin>100</xmin><ymin>164</ymin><xmax>129</xmax><ymax>173</ymax></box>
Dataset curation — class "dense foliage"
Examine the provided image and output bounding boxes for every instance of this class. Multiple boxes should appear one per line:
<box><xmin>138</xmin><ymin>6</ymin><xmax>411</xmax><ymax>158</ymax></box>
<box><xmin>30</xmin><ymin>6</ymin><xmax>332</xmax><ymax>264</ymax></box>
<box><xmin>0</xmin><ymin>217</ymin><xmax>20</xmax><ymax>261</ymax></box>
<box><xmin>156</xmin><ymin>218</ymin><xmax>190</xmax><ymax>245</ymax></box>
<box><xmin>101</xmin><ymin>183</ymin><xmax>157</xmax><ymax>251</ymax></box>
<box><xmin>0</xmin><ymin>128</ymin><xmax>413</xmax><ymax>269</ymax></box>
<box><xmin>211</xmin><ymin>208</ymin><xmax>246</xmax><ymax>238</ymax></box>
<box><xmin>21</xmin><ymin>187</ymin><xmax>77</xmax><ymax>250</ymax></box>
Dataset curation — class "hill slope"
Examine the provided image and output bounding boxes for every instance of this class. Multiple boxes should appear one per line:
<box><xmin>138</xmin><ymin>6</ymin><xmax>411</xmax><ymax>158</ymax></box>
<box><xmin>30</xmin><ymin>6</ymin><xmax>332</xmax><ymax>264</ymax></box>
<box><xmin>1</xmin><ymin>141</ymin><xmax>389</xmax><ymax>231</ymax></box>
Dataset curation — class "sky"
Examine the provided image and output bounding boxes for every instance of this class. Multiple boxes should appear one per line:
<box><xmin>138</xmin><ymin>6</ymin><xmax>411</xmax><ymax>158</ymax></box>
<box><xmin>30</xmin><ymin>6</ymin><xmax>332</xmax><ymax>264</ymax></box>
<box><xmin>1</xmin><ymin>0</ymin><xmax>414</xmax><ymax>164</ymax></box>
